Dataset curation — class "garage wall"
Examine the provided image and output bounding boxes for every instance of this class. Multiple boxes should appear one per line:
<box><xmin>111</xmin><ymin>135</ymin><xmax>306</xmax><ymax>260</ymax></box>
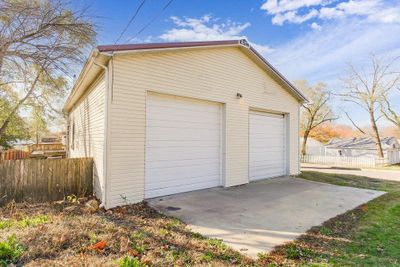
<box><xmin>68</xmin><ymin>73</ymin><xmax>106</xmax><ymax>202</ymax></box>
<box><xmin>106</xmin><ymin>46</ymin><xmax>300</xmax><ymax>208</ymax></box>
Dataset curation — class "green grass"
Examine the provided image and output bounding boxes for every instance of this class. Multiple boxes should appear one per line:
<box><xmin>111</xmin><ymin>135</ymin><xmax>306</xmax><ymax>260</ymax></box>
<box><xmin>0</xmin><ymin>215</ymin><xmax>48</xmax><ymax>230</ymax></box>
<box><xmin>293</xmin><ymin>171</ymin><xmax>400</xmax><ymax>266</ymax></box>
<box><xmin>119</xmin><ymin>256</ymin><xmax>146</xmax><ymax>267</ymax></box>
<box><xmin>0</xmin><ymin>235</ymin><xmax>24</xmax><ymax>267</ymax></box>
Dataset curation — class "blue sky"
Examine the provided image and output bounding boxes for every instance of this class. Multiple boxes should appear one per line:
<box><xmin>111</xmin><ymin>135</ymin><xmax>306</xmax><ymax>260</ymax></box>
<box><xmin>74</xmin><ymin>0</ymin><xmax>400</xmax><ymax>127</ymax></box>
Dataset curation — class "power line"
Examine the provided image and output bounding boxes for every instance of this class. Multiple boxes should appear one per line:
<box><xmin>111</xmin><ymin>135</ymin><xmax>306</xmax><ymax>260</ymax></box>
<box><xmin>131</xmin><ymin>0</ymin><xmax>174</xmax><ymax>40</ymax></box>
<box><xmin>115</xmin><ymin>0</ymin><xmax>147</xmax><ymax>44</ymax></box>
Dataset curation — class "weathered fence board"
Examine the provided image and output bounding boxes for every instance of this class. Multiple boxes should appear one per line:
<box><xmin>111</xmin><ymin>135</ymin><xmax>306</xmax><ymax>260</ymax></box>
<box><xmin>0</xmin><ymin>149</ymin><xmax>30</xmax><ymax>160</ymax></box>
<box><xmin>0</xmin><ymin>158</ymin><xmax>93</xmax><ymax>206</ymax></box>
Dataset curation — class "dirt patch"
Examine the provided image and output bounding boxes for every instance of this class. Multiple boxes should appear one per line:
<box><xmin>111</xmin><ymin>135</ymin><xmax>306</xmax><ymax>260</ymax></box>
<box><xmin>0</xmin><ymin>199</ymin><xmax>254</xmax><ymax>266</ymax></box>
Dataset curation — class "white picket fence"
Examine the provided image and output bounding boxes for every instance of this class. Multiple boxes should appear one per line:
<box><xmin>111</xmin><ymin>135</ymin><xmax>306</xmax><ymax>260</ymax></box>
<box><xmin>301</xmin><ymin>155</ymin><xmax>386</xmax><ymax>168</ymax></box>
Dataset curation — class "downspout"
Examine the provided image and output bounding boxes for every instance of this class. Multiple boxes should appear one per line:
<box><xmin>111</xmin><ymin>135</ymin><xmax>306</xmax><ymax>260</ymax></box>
<box><xmin>93</xmin><ymin>52</ymin><xmax>112</xmax><ymax>209</ymax></box>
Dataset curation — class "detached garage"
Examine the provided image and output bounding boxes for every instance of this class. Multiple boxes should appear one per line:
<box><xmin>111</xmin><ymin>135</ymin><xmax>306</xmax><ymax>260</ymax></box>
<box><xmin>63</xmin><ymin>39</ymin><xmax>307</xmax><ymax>209</ymax></box>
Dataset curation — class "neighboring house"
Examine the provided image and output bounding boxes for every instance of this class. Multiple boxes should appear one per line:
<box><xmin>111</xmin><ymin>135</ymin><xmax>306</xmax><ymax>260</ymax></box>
<box><xmin>26</xmin><ymin>133</ymin><xmax>67</xmax><ymax>159</ymax></box>
<box><xmin>325</xmin><ymin>137</ymin><xmax>400</xmax><ymax>164</ymax></box>
<box><xmin>63</xmin><ymin>39</ymin><xmax>307</xmax><ymax>209</ymax></box>
<box><xmin>300</xmin><ymin>137</ymin><xmax>325</xmax><ymax>155</ymax></box>
<box><xmin>40</xmin><ymin>134</ymin><xmax>61</xmax><ymax>143</ymax></box>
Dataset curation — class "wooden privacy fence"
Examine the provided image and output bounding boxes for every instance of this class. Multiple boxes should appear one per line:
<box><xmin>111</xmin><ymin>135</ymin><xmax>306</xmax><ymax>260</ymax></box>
<box><xmin>301</xmin><ymin>154</ymin><xmax>385</xmax><ymax>168</ymax></box>
<box><xmin>0</xmin><ymin>158</ymin><xmax>93</xmax><ymax>206</ymax></box>
<box><xmin>0</xmin><ymin>149</ymin><xmax>30</xmax><ymax>160</ymax></box>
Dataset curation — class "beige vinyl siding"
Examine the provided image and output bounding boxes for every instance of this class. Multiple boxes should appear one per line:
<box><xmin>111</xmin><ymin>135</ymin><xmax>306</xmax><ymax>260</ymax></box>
<box><xmin>69</xmin><ymin>74</ymin><xmax>106</xmax><ymax>201</ymax></box>
<box><xmin>106</xmin><ymin>46</ymin><xmax>300</xmax><ymax>208</ymax></box>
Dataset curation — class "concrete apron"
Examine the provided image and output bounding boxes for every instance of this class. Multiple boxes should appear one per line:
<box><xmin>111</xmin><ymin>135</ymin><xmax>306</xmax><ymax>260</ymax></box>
<box><xmin>147</xmin><ymin>176</ymin><xmax>385</xmax><ymax>258</ymax></box>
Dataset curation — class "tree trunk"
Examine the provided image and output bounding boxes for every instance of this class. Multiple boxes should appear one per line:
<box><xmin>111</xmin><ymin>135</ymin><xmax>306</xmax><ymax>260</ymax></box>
<box><xmin>369</xmin><ymin>108</ymin><xmax>384</xmax><ymax>158</ymax></box>
<box><xmin>0</xmin><ymin>43</ymin><xmax>9</xmax><ymax>75</ymax></box>
<box><xmin>301</xmin><ymin>130</ymin><xmax>310</xmax><ymax>156</ymax></box>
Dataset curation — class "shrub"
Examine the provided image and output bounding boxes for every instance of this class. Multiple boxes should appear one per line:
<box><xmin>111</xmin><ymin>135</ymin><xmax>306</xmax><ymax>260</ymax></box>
<box><xmin>119</xmin><ymin>256</ymin><xmax>146</xmax><ymax>267</ymax></box>
<box><xmin>0</xmin><ymin>235</ymin><xmax>24</xmax><ymax>266</ymax></box>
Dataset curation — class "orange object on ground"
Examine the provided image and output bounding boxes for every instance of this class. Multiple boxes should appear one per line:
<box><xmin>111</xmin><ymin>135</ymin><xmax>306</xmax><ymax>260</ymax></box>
<box><xmin>91</xmin><ymin>240</ymin><xmax>107</xmax><ymax>250</ymax></box>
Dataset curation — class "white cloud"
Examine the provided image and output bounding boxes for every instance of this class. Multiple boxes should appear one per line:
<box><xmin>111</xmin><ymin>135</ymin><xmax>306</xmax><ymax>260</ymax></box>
<box><xmin>311</xmin><ymin>22</ymin><xmax>322</xmax><ymax>30</ymax></box>
<box><xmin>272</xmin><ymin>9</ymin><xmax>319</xmax><ymax>25</ymax></box>
<box><xmin>251</xmin><ymin>43</ymin><xmax>275</xmax><ymax>54</ymax></box>
<box><xmin>261</xmin><ymin>0</ymin><xmax>400</xmax><ymax>25</ymax></box>
<box><xmin>128</xmin><ymin>35</ymin><xmax>155</xmax><ymax>43</ymax></box>
<box><xmin>261</xmin><ymin>0</ymin><xmax>329</xmax><ymax>15</ymax></box>
<box><xmin>160</xmin><ymin>15</ymin><xmax>250</xmax><ymax>41</ymax></box>
<box><xmin>368</xmin><ymin>6</ymin><xmax>400</xmax><ymax>24</ymax></box>
<box><xmin>319</xmin><ymin>6</ymin><xmax>345</xmax><ymax>19</ymax></box>
<box><xmin>319</xmin><ymin>0</ymin><xmax>381</xmax><ymax>19</ymax></box>
<box><xmin>266</xmin><ymin>18</ymin><xmax>400</xmax><ymax>125</ymax></box>
<box><xmin>267</xmin><ymin>19</ymin><xmax>400</xmax><ymax>85</ymax></box>
<box><xmin>159</xmin><ymin>15</ymin><xmax>273</xmax><ymax>53</ymax></box>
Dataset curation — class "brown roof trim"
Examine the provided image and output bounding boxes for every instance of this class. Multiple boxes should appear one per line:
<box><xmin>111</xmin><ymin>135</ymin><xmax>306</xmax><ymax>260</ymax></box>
<box><xmin>97</xmin><ymin>40</ymin><xmax>240</xmax><ymax>52</ymax></box>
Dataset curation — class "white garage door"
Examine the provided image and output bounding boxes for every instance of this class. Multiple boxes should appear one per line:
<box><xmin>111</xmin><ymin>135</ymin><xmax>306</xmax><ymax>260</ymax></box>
<box><xmin>249</xmin><ymin>111</ymin><xmax>286</xmax><ymax>181</ymax></box>
<box><xmin>145</xmin><ymin>93</ymin><xmax>222</xmax><ymax>198</ymax></box>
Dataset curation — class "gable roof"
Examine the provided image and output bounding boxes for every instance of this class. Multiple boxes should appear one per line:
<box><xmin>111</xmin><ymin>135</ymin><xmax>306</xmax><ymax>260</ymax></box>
<box><xmin>63</xmin><ymin>39</ymin><xmax>307</xmax><ymax>112</ymax></box>
<box><xmin>326</xmin><ymin>137</ymin><xmax>400</xmax><ymax>150</ymax></box>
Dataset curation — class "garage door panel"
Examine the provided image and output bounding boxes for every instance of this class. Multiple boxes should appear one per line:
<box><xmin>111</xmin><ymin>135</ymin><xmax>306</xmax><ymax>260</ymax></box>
<box><xmin>146</xmin><ymin>147</ymin><xmax>220</xmax><ymax>161</ymax></box>
<box><xmin>147</xmin><ymin>157</ymin><xmax>220</xmax><ymax>169</ymax></box>
<box><xmin>145</xmin><ymin>94</ymin><xmax>222</xmax><ymax>198</ymax></box>
<box><xmin>146</xmin><ymin>162</ymin><xmax>220</xmax><ymax>176</ymax></box>
<box><xmin>250</xmin><ymin>157</ymin><xmax>285</xmax><ymax>164</ymax></box>
<box><xmin>146</xmin><ymin>174</ymin><xmax>220</xmax><ymax>188</ymax></box>
<box><xmin>250</xmin><ymin>150</ymin><xmax>285</xmax><ymax>155</ymax></box>
<box><xmin>147</xmin><ymin>97</ymin><xmax>220</xmax><ymax>113</ymax></box>
<box><xmin>147</xmin><ymin>109</ymin><xmax>220</xmax><ymax>121</ymax></box>
<box><xmin>249</xmin><ymin>112</ymin><xmax>286</xmax><ymax>181</ymax></box>
<box><xmin>147</xmin><ymin>140</ymin><xmax>221</xmax><ymax>148</ymax></box>
<box><xmin>147</xmin><ymin>127</ymin><xmax>219</xmax><ymax>141</ymax></box>
<box><xmin>146</xmin><ymin>180</ymin><xmax>220</xmax><ymax>199</ymax></box>
<box><xmin>146</xmin><ymin>173</ymin><xmax>220</xmax><ymax>187</ymax></box>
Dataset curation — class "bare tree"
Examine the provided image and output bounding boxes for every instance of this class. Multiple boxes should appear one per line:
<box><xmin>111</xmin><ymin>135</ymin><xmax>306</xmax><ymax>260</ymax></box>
<box><xmin>0</xmin><ymin>0</ymin><xmax>96</xmax><ymax>140</ymax></box>
<box><xmin>381</xmin><ymin>97</ymin><xmax>400</xmax><ymax>128</ymax></box>
<box><xmin>296</xmin><ymin>80</ymin><xmax>336</xmax><ymax>155</ymax></box>
<box><xmin>379</xmin><ymin>63</ymin><xmax>400</xmax><ymax>129</ymax></box>
<box><xmin>337</xmin><ymin>56</ymin><xmax>399</xmax><ymax>158</ymax></box>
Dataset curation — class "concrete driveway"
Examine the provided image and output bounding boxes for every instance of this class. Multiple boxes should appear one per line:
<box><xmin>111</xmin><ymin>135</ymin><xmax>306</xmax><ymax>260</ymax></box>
<box><xmin>148</xmin><ymin>177</ymin><xmax>384</xmax><ymax>257</ymax></box>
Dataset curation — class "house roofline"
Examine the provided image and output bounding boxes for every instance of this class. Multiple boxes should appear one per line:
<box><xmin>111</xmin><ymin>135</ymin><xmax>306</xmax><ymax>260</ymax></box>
<box><xmin>97</xmin><ymin>40</ymin><xmax>240</xmax><ymax>53</ymax></box>
<box><xmin>63</xmin><ymin>39</ymin><xmax>307</xmax><ymax>112</ymax></box>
